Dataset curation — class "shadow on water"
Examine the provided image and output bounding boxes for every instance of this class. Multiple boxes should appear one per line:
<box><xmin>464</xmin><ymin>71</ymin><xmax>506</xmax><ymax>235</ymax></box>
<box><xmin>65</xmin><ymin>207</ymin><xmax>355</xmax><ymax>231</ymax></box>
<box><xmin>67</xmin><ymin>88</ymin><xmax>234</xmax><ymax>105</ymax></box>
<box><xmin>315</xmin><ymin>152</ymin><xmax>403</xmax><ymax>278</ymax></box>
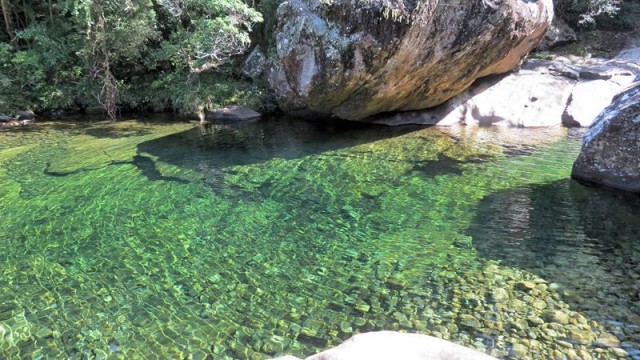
<box><xmin>468</xmin><ymin>179</ymin><xmax>640</xmax><ymax>352</ymax></box>
<box><xmin>136</xmin><ymin>116</ymin><xmax>428</xmax><ymax>171</ymax></box>
<box><xmin>132</xmin><ymin>116</ymin><xmax>467</xmax><ymax>193</ymax></box>
<box><xmin>44</xmin><ymin>155</ymin><xmax>190</xmax><ymax>184</ymax></box>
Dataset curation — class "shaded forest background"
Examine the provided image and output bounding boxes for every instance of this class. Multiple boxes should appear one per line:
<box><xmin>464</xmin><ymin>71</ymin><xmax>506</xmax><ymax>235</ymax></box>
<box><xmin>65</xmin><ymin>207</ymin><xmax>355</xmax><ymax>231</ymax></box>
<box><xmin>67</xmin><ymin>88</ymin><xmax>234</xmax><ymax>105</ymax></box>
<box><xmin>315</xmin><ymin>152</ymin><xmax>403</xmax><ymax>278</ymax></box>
<box><xmin>0</xmin><ymin>0</ymin><xmax>636</xmax><ymax>118</ymax></box>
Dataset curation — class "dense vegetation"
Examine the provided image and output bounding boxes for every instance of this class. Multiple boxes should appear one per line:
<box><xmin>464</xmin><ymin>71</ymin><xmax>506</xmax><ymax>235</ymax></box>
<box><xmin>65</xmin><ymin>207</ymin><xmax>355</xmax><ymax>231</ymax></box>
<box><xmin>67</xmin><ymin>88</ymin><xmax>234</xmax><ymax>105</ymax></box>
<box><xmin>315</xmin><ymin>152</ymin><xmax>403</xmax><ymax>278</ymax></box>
<box><xmin>0</xmin><ymin>0</ymin><xmax>272</xmax><ymax>117</ymax></box>
<box><xmin>0</xmin><ymin>0</ymin><xmax>633</xmax><ymax>118</ymax></box>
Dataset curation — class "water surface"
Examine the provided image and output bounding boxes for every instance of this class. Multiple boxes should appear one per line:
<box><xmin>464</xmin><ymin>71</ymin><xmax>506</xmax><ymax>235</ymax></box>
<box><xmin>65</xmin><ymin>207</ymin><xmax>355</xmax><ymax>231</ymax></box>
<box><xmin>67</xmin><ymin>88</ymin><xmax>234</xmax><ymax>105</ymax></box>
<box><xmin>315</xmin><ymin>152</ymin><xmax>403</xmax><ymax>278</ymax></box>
<box><xmin>0</xmin><ymin>118</ymin><xmax>638</xmax><ymax>359</ymax></box>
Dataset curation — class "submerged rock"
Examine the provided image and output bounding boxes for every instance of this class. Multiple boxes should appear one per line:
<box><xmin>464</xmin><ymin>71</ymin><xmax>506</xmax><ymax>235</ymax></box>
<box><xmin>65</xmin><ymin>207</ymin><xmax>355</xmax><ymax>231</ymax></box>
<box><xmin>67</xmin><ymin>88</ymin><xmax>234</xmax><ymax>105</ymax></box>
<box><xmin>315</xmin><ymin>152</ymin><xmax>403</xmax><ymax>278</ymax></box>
<box><xmin>594</xmin><ymin>332</ymin><xmax>621</xmax><ymax>348</ymax></box>
<box><xmin>272</xmin><ymin>0</ymin><xmax>553</xmax><ymax>120</ymax></box>
<box><xmin>205</xmin><ymin>106</ymin><xmax>261</xmax><ymax>122</ymax></box>
<box><xmin>572</xmin><ymin>83</ymin><xmax>640</xmax><ymax>192</ymax></box>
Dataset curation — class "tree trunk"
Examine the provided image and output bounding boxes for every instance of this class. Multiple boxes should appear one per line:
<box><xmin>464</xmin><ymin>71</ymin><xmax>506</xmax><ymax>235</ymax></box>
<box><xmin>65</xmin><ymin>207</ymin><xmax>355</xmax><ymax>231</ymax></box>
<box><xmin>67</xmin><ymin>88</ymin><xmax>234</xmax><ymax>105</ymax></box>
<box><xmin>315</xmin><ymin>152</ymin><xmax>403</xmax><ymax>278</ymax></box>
<box><xmin>1</xmin><ymin>0</ymin><xmax>14</xmax><ymax>40</ymax></box>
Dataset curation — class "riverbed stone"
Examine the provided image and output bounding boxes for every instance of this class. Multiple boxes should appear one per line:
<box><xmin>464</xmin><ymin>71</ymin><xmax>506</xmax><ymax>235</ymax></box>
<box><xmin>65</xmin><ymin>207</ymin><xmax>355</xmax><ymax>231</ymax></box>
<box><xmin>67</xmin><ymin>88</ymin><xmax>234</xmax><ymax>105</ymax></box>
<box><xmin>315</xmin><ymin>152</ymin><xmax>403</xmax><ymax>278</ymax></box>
<box><xmin>354</xmin><ymin>301</ymin><xmax>370</xmax><ymax>313</ymax></box>
<box><xmin>544</xmin><ymin>310</ymin><xmax>570</xmax><ymax>325</ymax></box>
<box><xmin>572</xmin><ymin>82</ymin><xmax>640</xmax><ymax>192</ymax></box>
<box><xmin>512</xmin><ymin>318</ymin><xmax>529</xmax><ymax>332</ymax></box>
<box><xmin>516</xmin><ymin>280</ymin><xmax>536</xmax><ymax>292</ymax></box>
<box><xmin>611</xmin><ymin>347</ymin><xmax>629</xmax><ymax>357</ymax></box>
<box><xmin>527</xmin><ymin>316</ymin><xmax>545</xmax><ymax>326</ymax></box>
<box><xmin>272</xmin><ymin>0</ymin><xmax>553</xmax><ymax>120</ymax></box>
<box><xmin>489</xmin><ymin>288</ymin><xmax>509</xmax><ymax>304</ymax></box>
<box><xmin>459</xmin><ymin>314</ymin><xmax>482</xmax><ymax>330</ymax></box>
<box><xmin>594</xmin><ymin>332</ymin><xmax>621</xmax><ymax>348</ymax></box>
<box><xmin>531</xmin><ymin>298</ymin><xmax>547</xmax><ymax>310</ymax></box>
<box><xmin>262</xmin><ymin>335</ymin><xmax>289</xmax><ymax>354</ymax></box>
<box><xmin>510</xmin><ymin>343</ymin><xmax>529</xmax><ymax>358</ymax></box>
<box><xmin>567</xmin><ymin>327</ymin><xmax>595</xmax><ymax>345</ymax></box>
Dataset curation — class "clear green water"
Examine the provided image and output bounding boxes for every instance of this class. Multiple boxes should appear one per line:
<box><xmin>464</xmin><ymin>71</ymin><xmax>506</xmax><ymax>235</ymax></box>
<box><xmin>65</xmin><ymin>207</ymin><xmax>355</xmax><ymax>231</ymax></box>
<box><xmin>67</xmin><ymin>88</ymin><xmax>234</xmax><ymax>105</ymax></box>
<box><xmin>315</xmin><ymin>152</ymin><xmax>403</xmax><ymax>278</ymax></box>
<box><xmin>0</xmin><ymin>118</ymin><xmax>638</xmax><ymax>359</ymax></box>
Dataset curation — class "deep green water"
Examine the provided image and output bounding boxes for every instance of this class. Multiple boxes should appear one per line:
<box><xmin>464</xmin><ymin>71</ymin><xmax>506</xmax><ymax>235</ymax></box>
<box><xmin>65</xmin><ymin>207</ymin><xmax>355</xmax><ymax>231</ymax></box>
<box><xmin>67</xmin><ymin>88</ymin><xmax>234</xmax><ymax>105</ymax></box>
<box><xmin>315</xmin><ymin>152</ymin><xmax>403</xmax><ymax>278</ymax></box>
<box><xmin>0</xmin><ymin>118</ymin><xmax>638</xmax><ymax>359</ymax></box>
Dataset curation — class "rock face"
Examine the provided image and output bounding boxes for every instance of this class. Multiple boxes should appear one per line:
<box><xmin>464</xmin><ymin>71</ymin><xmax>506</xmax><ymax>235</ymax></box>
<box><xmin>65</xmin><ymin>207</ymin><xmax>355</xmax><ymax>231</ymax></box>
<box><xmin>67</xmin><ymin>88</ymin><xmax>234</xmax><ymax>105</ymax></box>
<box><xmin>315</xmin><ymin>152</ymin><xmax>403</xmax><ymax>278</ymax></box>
<box><xmin>270</xmin><ymin>331</ymin><xmax>497</xmax><ymax>360</ymax></box>
<box><xmin>241</xmin><ymin>46</ymin><xmax>267</xmax><ymax>79</ymax></box>
<box><xmin>571</xmin><ymin>83</ymin><xmax>640</xmax><ymax>192</ymax></box>
<box><xmin>370</xmin><ymin>48</ymin><xmax>640</xmax><ymax>127</ymax></box>
<box><xmin>536</xmin><ymin>16</ymin><xmax>577</xmax><ymax>51</ymax></box>
<box><xmin>272</xmin><ymin>0</ymin><xmax>553</xmax><ymax>120</ymax></box>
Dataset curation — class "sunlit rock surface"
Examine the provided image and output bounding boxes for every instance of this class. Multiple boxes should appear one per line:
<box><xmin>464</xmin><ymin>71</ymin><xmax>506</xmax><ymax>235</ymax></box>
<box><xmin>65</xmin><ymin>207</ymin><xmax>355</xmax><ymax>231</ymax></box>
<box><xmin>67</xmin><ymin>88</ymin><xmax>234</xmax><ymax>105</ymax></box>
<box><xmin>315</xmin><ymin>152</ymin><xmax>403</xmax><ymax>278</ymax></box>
<box><xmin>271</xmin><ymin>331</ymin><xmax>497</xmax><ymax>360</ymax></box>
<box><xmin>572</xmin><ymin>83</ymin><xmax>640</xmax><ymax>192</ymax></box>
<box><xmin>272</xmin><ymin>0</ymin><xmax>553</xmax><ymax>120</ymax></box>
<box><xmin>369</xmin><ymin>47</ymin><xmax>640</xmax><ymax>127</ymax></box>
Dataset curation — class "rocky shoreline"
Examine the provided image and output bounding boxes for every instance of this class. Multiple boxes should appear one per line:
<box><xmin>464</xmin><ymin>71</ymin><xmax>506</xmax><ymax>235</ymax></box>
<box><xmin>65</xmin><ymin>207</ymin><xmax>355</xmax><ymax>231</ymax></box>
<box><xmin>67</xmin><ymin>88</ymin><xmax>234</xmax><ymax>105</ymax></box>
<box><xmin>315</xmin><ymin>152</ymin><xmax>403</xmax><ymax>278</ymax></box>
<box><xmin>0</xmin><ymin>110</ymin><xmax>35</xmax><ymax>127</ymax></box>
<box><xmin>367</xmin><ymin>46</ymin><xmax>640</xmax><ymax>127</ymax></box>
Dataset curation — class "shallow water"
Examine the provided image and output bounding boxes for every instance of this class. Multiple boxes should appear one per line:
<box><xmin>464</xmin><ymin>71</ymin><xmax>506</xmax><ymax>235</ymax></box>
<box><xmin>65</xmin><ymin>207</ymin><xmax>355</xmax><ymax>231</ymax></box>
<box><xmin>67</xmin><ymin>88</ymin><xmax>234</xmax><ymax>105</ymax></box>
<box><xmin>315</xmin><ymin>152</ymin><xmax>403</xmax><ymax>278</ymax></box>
<box><xmin>0</xmin><ymin>118</ymin><xmax>638</xmax><ymax>359</ymax></box>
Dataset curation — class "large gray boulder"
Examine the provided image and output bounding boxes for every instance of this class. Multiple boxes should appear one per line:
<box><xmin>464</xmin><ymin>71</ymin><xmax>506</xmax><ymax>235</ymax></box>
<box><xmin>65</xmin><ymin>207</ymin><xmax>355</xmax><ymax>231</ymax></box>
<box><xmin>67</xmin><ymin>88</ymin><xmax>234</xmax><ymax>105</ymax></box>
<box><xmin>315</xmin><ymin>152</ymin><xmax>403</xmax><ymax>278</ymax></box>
<box><xmin>271</xmin><ymin>331</ymin><xmax>497</xmax><ymax>360</ymax></box>
<box><xmin>572</xmin><ymin>83</ymin><xmax>640</xmax><ymax>192</ymax></box>
<box><xmin>272</xmin><ymin>0</ymin><xmax>553</xmax><ymax>120</ymax></box>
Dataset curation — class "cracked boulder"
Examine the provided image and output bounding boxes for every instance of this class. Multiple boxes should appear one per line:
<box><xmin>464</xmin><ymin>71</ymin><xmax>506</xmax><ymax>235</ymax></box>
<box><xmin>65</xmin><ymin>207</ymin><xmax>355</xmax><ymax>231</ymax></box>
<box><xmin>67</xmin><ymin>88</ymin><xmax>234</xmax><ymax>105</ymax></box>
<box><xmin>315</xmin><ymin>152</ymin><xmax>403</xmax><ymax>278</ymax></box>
<box><xmin>272</xmin><ymin>0</ymin><xmax>553</xmax><ymax>120</ymax></box>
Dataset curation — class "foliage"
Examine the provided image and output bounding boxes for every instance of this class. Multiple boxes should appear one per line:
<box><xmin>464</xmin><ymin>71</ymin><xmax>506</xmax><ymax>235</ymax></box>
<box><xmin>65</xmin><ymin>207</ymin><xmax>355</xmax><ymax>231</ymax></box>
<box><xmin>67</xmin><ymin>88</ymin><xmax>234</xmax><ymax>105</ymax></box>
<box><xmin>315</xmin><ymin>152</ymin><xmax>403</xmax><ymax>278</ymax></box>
<box><xmin>0</xmin><ymin>0</ymin><xmax>264</xmax><ymax>117</ymax></box>
<box><xmin>595</xmin><ymin>0</ymin><xmax>640</xmax><ymax>30</ymax></box>
<box><xmin>251</xmin><ymin>0</ymin><xmax>283</xmax><ymax>56</ymax></box>
<box><xmin>555</xmin><ymin>0</ymin><xmax>622</xmax><ymax>28</ymax></box>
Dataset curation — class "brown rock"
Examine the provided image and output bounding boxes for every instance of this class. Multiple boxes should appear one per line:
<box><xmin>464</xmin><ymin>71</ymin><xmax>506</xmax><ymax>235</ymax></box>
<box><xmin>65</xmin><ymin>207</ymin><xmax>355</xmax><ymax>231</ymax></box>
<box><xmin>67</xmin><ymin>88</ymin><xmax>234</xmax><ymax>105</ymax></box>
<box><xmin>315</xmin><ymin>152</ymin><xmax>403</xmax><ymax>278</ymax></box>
<box><xmin>273</xmin><ymin>0</ymin><xmax>553</xmax><ymax>120</ymax></box>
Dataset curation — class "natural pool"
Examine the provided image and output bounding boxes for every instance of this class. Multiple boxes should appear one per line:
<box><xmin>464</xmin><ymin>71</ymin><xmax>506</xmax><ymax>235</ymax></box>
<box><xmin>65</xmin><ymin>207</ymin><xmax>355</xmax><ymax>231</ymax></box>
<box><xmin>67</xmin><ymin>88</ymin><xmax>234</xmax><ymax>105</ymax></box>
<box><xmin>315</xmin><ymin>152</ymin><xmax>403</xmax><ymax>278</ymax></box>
<box><xmin>0</xmin><ymin>117</ymin><xmax>638</xmax><ymax>359</ymax></box>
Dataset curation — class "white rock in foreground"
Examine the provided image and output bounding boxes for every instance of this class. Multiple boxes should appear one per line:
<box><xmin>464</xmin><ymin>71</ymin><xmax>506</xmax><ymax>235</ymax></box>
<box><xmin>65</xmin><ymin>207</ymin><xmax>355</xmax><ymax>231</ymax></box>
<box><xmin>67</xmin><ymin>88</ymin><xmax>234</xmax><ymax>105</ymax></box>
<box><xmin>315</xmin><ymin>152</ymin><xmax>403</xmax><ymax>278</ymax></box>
<box><xmin>270</xmin><ymin>331</ymin><xmax>497</xmax><ymax>360</ymax></box>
